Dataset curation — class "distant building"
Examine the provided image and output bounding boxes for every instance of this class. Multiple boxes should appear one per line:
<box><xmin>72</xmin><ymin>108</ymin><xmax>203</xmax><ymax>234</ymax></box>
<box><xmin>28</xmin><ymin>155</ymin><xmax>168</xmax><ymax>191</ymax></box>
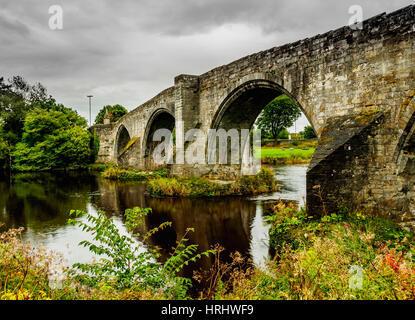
<box><xmin>290</xmin><ymin>133</ymin><xmax>301</xmax><ymax>140</ymax></box>
<box><xmin>103</xmin><ymin>108</ymin><xmax>111</xmax><ymax>125</ymax></box>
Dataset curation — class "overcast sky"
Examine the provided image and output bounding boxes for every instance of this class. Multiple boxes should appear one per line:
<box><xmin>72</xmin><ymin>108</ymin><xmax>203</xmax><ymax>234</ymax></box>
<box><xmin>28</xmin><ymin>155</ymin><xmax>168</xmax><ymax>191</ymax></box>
<box><xmin>1</xmin><ymin>0</ymin><xmax>413</xmax><ymax>131</ymax></box>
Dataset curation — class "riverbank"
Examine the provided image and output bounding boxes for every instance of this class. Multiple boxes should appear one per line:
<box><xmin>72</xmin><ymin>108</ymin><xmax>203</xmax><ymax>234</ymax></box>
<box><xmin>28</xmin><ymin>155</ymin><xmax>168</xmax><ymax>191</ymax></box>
<box><xmin>101</xmin><ymin>166</ymin><xmax>168</xmax><ymax>181</ymax></box>
<box><xmin>1</xmin><ymin>203</ymin><xmax>413</xmax><ymax>300</ymax></box>
<box><xmin>216</xmin><ymin>202</ymin><xmax>415</xmax><ymax>300</ymax></box>
<box><xmin>147</xmin><ymin>168</ymin><xmax>278</xmax><ymax>197</ymax></box>
<box><xmin>99</xmin><ymin>166</ymin><xmax>279</xmax><ymax>198</ymax></box>
<box><xmin>257</xmin><ymin>140</ymin><xmax>317</xmax><ymax>165</ymax></box>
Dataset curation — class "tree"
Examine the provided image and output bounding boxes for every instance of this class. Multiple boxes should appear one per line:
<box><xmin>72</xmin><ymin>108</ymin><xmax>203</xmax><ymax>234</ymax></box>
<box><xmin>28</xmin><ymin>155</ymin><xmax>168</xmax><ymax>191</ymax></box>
<box><xmin>302</xmin><ymin>125</ymin><xmax>317</xmax><ymax>139</ymax></box>
<box><xmin>11</xmin><ymin>107</ymin><xmax>96</xmax><ymax>171</ymax></box>
<box><xmin>0</xmin><ymin>76</ymin><xmax>31</xmax><ymax>145</ymax></box>
<box><xmin>278</xmin><ymin>128</ymin><xmax>289</xmax><ymax>140</ymax></box>
<box><xmin>256</xmin><ymin>95</ymin><xmax>301</xmax><ymax>142</ymax></box>
<box><xmin>0</xmin><ymin>135</ymin><xmax>9</xmax><ymax>168</ymax></box>
<box><xmin>0</xmin><ymin>76</ymin><xmax>56</xmax><ymax>145</ymax></box>
<box><xmin>94</xmin><ymin>104</ymin><xmax>128</xmax><ymax>124</ymax></box>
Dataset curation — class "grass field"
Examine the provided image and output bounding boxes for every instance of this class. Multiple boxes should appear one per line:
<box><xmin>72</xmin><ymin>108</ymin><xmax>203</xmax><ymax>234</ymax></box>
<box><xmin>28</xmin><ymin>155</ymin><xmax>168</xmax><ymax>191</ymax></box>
<box><xmin>255</xmin><ymin>140</ymin><xmax>317</xmax><ymax>165</ymax></box>
<box><xmin>257</xmin><ymin>147</ymin><xmax>315</xmax><ymax>159</ymax></box>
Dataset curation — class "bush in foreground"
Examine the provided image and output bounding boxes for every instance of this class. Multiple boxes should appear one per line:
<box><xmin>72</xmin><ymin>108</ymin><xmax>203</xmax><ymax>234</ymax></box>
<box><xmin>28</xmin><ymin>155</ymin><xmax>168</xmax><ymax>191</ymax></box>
<box><xmin>0</xmin><ymin>208</ymin><xmax>213</xmax><ymax>300</ymax></box>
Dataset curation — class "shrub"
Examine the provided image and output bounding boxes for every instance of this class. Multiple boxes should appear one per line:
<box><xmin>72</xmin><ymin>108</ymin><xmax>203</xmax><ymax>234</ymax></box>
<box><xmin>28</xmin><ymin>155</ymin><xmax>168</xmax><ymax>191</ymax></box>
<box><xmin>0</xmin><ymin>224</ymin><xmax>64</xmax><ymax>300</ymax></box>
<box><xmin>67</xmin><ymin>207</ymin><xmax>214</xmax><ymax>298</ymax></box>
<box><xmin>302</xmin><ymin>125</ymin><xmax>317</xmax><ymax>139</ymax></box>
<box><xmin>236</xmin><ymin>167</ymin><xmax>277</xmax><ymax>195</ymax></box>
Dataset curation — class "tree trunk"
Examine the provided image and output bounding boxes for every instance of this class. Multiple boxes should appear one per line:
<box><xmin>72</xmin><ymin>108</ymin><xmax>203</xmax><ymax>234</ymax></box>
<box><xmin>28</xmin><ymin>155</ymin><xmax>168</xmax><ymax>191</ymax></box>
<box><xmin>272</xmin><ymin>139</ymin><xmax>280</xmax><ymax>147</ymax></box>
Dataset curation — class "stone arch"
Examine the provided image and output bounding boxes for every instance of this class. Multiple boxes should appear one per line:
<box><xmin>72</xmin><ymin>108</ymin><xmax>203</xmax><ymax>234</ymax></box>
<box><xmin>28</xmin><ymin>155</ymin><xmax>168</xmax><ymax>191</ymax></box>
<box><xmin>206</xmin><ymin>77</ymin><xmax>317</xmax><ymax>178</ymax></box>
<box><xmin>391</xmin><ymin>94</ymin><xmax>415</xmax><ymax>215</ymax></box>
<box><xmin>143</xmin><ymin>108</ymin><xmax>175</xmax><ymax>169</ymax></box>
<box><xmin>211</xmin><ymin>78</ymin><xmax>316</xmax><ymax>135</ymax></box>
<box><xmin>393</xmin><ymin>94</ymin><xmax>415</xmax><ymax>167</ymax></box>
<box><xmin>114</xmin><ymin>124</ymin><xmax>131</xmax><ymax>159</ymax></box>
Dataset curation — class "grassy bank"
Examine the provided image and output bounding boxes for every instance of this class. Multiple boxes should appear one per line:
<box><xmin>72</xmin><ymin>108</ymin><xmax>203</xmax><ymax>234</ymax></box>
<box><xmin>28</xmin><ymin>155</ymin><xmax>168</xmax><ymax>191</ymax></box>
<box><xmin>101</xmin><ymin>167</ymin><xmax>168</xmax><ymax>181</ymax></box>
<box><xmin>0</xmin><ymin>208</ymin><xmax>206</xmax><ymax>300</ymax></box>
<box><xmin>213</xmin><ymin>202</ymin><xmax>415</xmax><ymax>300</ymax></box>
<box><xmin>1</xmin><ymin>202</ymin><xmax>414</xmax><ymax>300</ymax></box>
<box><xmin>87</xmin><ymin>163</ymin><xmax>115</xmax><ymax>172</ymax></box>
<box><xmin>256</xmin><ymin>140</ymin><xmax>317</xmax><ymax>165</ymax></box>
<box><xmin>147</xmin><ymin>167</ymin><xmax>278</xmax><ymax>197</ymax></box>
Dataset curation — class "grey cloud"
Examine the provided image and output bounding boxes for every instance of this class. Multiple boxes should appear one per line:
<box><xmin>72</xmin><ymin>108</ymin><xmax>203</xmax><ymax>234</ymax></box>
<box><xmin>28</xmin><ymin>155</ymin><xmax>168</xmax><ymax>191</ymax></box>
<box><xmin>0</xmin><ymin>0</ymin><xmax>413</xmax><ymax>123</ymax></box>
<box><xmin>0</xmin><ymin>10</ymin><xmax>30</xmax><ymax>37</ymax></box>
<box><xmin>104</xmin><ymin>0</ymin><xmax>413</xmax><ymax>36</ymax></box>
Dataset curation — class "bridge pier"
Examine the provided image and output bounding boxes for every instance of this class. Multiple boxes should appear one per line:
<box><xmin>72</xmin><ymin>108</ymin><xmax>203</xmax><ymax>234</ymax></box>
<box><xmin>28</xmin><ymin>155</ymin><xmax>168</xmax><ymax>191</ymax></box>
<box><xmin>307</xmin><ymin>108</ymin><xmax>415</xmax><ymax>222</ymax></box>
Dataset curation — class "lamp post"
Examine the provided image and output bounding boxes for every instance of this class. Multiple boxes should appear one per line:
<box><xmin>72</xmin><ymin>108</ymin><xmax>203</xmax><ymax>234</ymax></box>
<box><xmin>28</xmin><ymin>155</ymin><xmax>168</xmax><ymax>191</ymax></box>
<box><xmin>294</xmin><ymin>120</ymin><xmax>297</xmax><ymax>140</ymax></box>
<box><xmin>87</xmin><ymin>95</ymin><xmax>93</xmax><ymax>126</ymax></box>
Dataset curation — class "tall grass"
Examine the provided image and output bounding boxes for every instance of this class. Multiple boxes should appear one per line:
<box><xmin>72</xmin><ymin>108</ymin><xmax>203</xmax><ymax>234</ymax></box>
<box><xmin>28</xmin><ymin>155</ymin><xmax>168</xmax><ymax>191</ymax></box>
<box><xmin>102</xmin><ymin>167</ymin><xmax>168</xmax><ymax>181</ymax></box>
<box><xmin>212</xmin><ymin>202</ymin><xmax>415</xmax><ymax>300</ymax></box>
<box><xmin>147</xmin><ymin>168</ymin><xmax>278</xmax><ymax>197</ymax></box>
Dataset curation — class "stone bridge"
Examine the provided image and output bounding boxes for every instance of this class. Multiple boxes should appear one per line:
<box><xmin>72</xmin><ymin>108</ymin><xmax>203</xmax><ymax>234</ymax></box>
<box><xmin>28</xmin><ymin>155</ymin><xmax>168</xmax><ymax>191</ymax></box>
<box><xmin>92</xmin><ymin>5</ymin><xmax>415</xmax><ymax>220</ymax></box>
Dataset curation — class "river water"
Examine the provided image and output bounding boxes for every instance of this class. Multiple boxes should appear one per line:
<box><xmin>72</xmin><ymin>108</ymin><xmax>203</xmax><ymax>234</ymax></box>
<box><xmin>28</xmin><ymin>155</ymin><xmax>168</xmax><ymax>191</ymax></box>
<box><xmin>0</xmin><ymin>164</ymin><xmax>307</xmax><ymax>290</ymax></box>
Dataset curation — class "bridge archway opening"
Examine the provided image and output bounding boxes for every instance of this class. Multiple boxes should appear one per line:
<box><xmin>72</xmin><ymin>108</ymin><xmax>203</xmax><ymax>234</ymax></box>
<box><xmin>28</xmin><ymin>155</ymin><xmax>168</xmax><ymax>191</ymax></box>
<box><xmin>143</xmin><ymin>110</ymin><xmax>175</xmax><ymax>170</ymax></box>
<box><xmin>211</xmin><ymin>80</ymin><xmax>315</xmax><ymax>132</ymax></box>
<box><xmin>115</xmin><ymin>125</ymin><xmax>131</xmax><ymax>158</ymax></box>
<box><xmin>211</xmin><ymin>79</ymin><xmax>315</xmax><ymax>169</ymax></box>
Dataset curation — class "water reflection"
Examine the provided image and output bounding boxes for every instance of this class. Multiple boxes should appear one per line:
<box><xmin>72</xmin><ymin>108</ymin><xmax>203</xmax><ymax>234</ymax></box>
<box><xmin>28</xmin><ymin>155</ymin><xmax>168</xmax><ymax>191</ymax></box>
<box><xmin>0</xmin><ymin>165</ymin><xmax>308</xmax><ymax>276</ymax></box>
<box><xmin>94</xmin><ymin>180</ymin><xmax>258</xmax><ymax>270</ymax></box>
<box><xmin>252</xmin><ymin>164</ymin><xmax>308</xmax><ymax>208</ymax></box>
<box><xmin>249</xmin><ymin>202</ymin><xmax>270</xmax><ymax>269</ymax></box>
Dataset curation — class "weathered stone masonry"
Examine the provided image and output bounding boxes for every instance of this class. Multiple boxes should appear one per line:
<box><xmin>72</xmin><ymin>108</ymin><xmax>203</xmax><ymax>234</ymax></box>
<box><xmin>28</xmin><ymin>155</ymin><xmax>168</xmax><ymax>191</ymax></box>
<box><xmin>92</xmin><ymin>6</ymin><xmax>415</xmax><ymax>221</ymax></box>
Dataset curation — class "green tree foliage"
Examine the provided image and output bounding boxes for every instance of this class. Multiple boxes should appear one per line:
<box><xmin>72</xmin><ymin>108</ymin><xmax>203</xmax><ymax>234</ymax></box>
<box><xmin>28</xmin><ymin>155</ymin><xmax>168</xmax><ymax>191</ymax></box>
<box><xmin>256</xmin><ymin>95</ymin><xmax>301</xmax><ymax>140</ymax></box>
<box><xmin>94</xmin><ymin>104</ymin><xmax>128</xmax><ymax>124</ymax></box>
<box><xmin>0</xmin><ymin>76</ymin><xmax>57</xmax><ymax>145</ymax></box>
<box><xmin>11</xmin><ymin>108</ymin><xmax>95</xmax><ymax>171</ymax></box>
<box><xmin>278</xmin><ymin>128</ymin><xmax>289</xmax><ymax>139</ymax></box>
<box><xmin>0</xmin><ymin>75</ymin><xmax>98</xmax><ymax>171</ymax></box>
<box><xmin>0</xmin><ymin>76</ymin><xmax>31</xmax><ymax>145</ymax></box>
<box><xmin>0</xmin><ymin>136</ymin><xmax>9</xmax><ymax>168</ymax></box>
<box><xmin>302</xmin><ymin>125</ymin><xmax>317</xmax><ymax>139</ymax></box>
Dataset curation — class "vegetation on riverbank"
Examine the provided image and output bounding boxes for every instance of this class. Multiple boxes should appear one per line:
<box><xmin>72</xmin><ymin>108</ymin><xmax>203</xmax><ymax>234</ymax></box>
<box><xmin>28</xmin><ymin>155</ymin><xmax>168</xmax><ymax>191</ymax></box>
<box><xmin>212</xmin><ymin>202</ymin><xmax>415</xmax><ymax>300</ymax></box>
<box><xmin>256</xmin><ymin>140</ymin><xmax>317</xmax><ymax>165</ymax></box>
<box><xmin>147</xmin><ymin>167</ymin><xmax>278</xmax><ymax>197</ymax></box>
<box><xmin>0</xmin><ymin>208</ymin><xmax>214</xmax><ymax>300</ymax></box>
<box><xmin>0</xmin><ymin>76</ymin><xmax>98</xmax><ymax>171</ymax></box>
<box><xmin>1</xmin><ymin>201</ymin><xmax>414</xmax><ymax>300</ymax></box>
<box><xmin>101</xmin><ymin>166</ymin><xmax>168</xmax><ymax>181</ymax></box>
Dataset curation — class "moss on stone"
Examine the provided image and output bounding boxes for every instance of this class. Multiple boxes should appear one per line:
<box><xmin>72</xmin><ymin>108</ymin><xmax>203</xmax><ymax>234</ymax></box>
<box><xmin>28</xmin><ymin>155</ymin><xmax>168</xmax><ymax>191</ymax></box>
<box><xmin>119</xmin><ymin>137</ymin><xmax>139</xmax><ymax>157</ymax></box>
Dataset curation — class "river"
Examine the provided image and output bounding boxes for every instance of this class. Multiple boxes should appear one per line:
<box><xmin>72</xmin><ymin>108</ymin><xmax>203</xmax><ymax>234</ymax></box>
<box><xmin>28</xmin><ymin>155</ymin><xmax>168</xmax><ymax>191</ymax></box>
<box><xmin>0</xmin><ymin>164</ymin><xmax>308</xmax><ymax>292</ymax></box>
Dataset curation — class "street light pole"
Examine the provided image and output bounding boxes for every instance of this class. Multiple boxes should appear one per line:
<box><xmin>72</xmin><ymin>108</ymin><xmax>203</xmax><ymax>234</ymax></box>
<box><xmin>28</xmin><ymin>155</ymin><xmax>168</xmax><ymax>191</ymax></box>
<box><xmin>87</xmin><ymin>95</ymin><xmax>93</xmax><ymax>127</ymax></box>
